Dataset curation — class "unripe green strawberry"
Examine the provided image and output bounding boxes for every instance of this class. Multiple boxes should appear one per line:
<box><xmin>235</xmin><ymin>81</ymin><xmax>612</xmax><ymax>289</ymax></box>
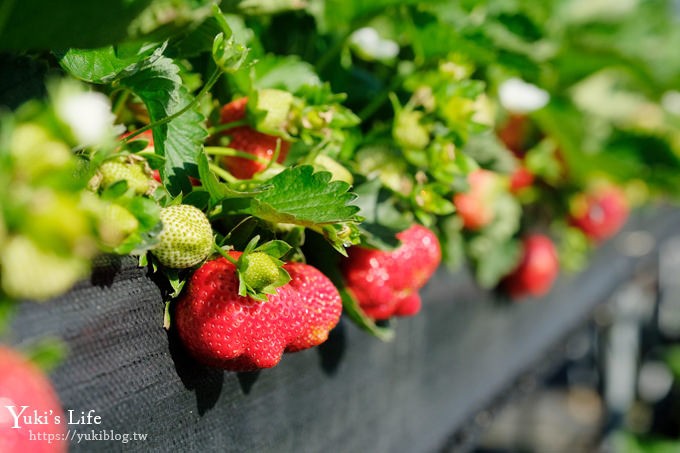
<box><xmin>98</xmin><ymin>203</ymin><xmax>139</xmax><ymax>248</ymax></box>
<box><xmin>98</xmin><ymin>156</ymin><xmax>154</xmax><ymax>195</ymax></box>
<box><xmin>23</xmin><ymin>190</ymin><xmax>95</xmax><ymax>256</ymax></box>
<box><xmin>10</xmin><ymin>123</ymin><xmax>72</xmax><ymax>181</ymax></box>
<box><xmin>151</xmin><ymin>205</ymin><xmax>213</xmax><ymax>268</ymax></box>
<box><xmin>253</xmin><ymin>88</ymin><xmax>293</xmax><ymax>134</ymax></box>
<box><xmin>1</xmin><ymin>236</ymin><xmax>89</xmax><ymax>301</ymax></box>
<box><xmin>241</xmin><ymin>252</ymin><xmax>280</xmax><ymax>292</ymax></box>
<box><xmin>313</xmin><ymin>155</ymin><xmax>354</xmax><ymax>185</ymax></box>
<box><xmin>393</xmin><ymin>109</ymin><xmax>430</xmax><ymax>150</ymax></box>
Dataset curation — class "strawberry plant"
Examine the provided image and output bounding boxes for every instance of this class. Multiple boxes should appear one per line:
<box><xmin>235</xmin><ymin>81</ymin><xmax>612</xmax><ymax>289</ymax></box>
<box><xmin>0</xmin><ymin>0</ymin><xmax>679</xmax><ymax>373</ymax></box>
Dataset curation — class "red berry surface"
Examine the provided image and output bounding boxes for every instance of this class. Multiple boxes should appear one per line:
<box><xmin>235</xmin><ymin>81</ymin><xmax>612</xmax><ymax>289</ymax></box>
<box><xmin>219</xmin><ymin>98</ymin><xmax>290</xmax><ymax>180</ymax></box>
<box><xmin>453</xmin><ymin>169</ymin><xmax>498</xmax><ymax>231</ymax></box>
<box><xmin>509</xmin><ymin>166</ymin><xmax>534</xmax><ymax>193</ymax></box>
<box><xmin>175</xmin><ymin>252</ymin><xmax>342</xmax><ymax>372</ymax></box>
<box><xmin>0</xmin><ymin>347</ymin><xmax>66</xmax><ymax>453</ymax></box>
<box><xmin>502</xmin><ymin>235</ymin><xmax>559</xmax><ymax>299</ymax></box>
<box><xmin>341</xmin><ymin>224</ymin><xmax>442</xmax><ymax>320</ymax></box>
<box><xmin>570</xmin><ymin>186</ymin><xmax>629</xmax><ymax>242</ymax></box>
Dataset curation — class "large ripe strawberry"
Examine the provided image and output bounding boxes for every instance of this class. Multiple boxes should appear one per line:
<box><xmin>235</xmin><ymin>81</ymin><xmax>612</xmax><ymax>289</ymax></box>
<box><xmin>570</xmin><ymin>185</ymin><xmax>629</xmax><ymax>242</ymax></box>
<box><xmin>0</xmin><ymin>346</ymin><xmax>66</xmax><ymax>453</ymax></box>
<box><xmin>502</xmin><ymin>235</ymin><xmax>559</xmax><ymax>299</ymax></box>
<box><xmin>453</xmin><ymin>169</ymin><xmax>500</xmax><ymax>231</ymax></box>
<box><xmin>218</xmin><ymin>97</ymin><xmax>290</xmax><ymax>180</ymax></box>
<box><xmin>175</xmin><ymin>252</ymin><xmax>342</xmax><ymax>371</ymax></box>
<box><xmin>341</xmin><ymin>224</ymin><xmax>441</xmax><ymax>320</ymax></box>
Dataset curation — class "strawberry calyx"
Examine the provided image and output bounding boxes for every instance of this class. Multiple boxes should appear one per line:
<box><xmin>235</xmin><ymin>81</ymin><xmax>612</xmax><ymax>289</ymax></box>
<box><xmin>215</xmin><ymin>236</ymin><xmax>292</xmax><ymax>302</ymax></box>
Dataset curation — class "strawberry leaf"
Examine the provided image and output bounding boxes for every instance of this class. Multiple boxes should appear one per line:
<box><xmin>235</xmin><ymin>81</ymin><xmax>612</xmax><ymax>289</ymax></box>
<box><xmin>197</xmin><ymin>151</ymin><xmax>272</xmax><ymax>206</ymax></box>
<box><xmin>57</xmin><ymin>43</ymin><xmax>166</xmax><ymax>84</ymax></box>
<box><xmin>120</xmin><ymin>55</ymin><xmax>207</xmax><ymax>195</ymax></box>
<box><xmin>224</xmin><ymin>165</ymin><xmax>360</xmax><ymax>225</ymax></box>
<box><xmin>222</xmin><ymin>165</ymin><xmax>361</xmax><ymax>252</ymax></box>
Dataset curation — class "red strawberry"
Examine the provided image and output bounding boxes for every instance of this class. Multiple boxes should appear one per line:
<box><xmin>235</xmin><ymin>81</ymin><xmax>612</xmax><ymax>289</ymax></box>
<box><xmin>341</xmin><ymin>224</ymin><xmax>441</xmax><ymax>320</ymax></box>
<box><xmin>0</xmin><ymin>346</ymin><xmax>66</xmax><ymax>453</ymax></box>
<box><xmin>509</xmin><ymin>165</ymin><xmax>534</xmax><ymax>193</ymax></box>
<box><xmin>570</xmin><ymin>185</ymin><xmax>629</xmax><ymax>242</ymax></box>
<box><xmin>219</xmin><ymin>98</ymin><xmax>290</xmax><ymax>180</ymax></box>
<box><xmin>175</xmin><ymin>252</ymin><xmax>341</xmax><ymax>371</ymax></box>
<box><xmin>453</xmin><ymin>169</ymin><xmax>499</xmax><ymax>231</ymax></box>
<box><xmin>497</xmin><ymin>113</ymin><xmax>535</xmax><ymax>157</ymax></box>
<box><xmin>502</xmin><ymin>235</ymin><xmax>559</xmax><ymax>299</ymax></box>
<box><xmin>121</xmin><ymin>128</ymin><xmax>154</xmax><ymax>149</ymax></box>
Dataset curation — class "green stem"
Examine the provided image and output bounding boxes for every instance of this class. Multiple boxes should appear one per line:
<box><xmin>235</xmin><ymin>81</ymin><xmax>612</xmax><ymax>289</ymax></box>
<box><xmin>207</xmin><ymin>119</ymin><xmax>249</xmax><ymax>136</ymax></box>
<box><xmin>209</xmin><ymin>163</ymin><xmax>239</xmax><ymax>183</ymax></box>
<box><xmin>300</xmin><ymin>138</ymin><xmax>331</xmax><ymax>165</ymax></box>
<box><xmin>213</xmin><ymin>242</ymin><xmax>238</xmax><ymax>265</ymax></box>
<box><xmin>112</xmin><ymin>90</ymin><xmax>130</xmax><ymax>120</ymax></box>
<box><xmin>204</xmin><ymin>146</ymin><xmax>264</xmax><ymax>162</ymax></box>
<box><xmin>121</xmin><ymin>68</ymin><xmax>223</xmax><ymax>143</ymax></box>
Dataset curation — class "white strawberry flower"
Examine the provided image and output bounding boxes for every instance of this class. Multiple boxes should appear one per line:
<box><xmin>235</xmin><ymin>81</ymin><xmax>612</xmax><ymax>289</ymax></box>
<box><xmin>53</xmin><ymin>80</ymin><xmax>123</xmax><ymax>147</ymax></box>
<box><xmin>350</xmin><ymin>27</ymin><xmax>399</xmax><ymax>61</ymax></box>
<box><xmin>498</xmin><ymin>78</ymin><xmax>550</xmax><ymax>113</ymax></box>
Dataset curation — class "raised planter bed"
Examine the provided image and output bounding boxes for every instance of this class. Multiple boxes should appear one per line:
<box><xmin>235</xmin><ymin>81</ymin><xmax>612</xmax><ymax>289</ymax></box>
<box><xmin>8</xmin><ymin>206</ymin><xmax>680</xmax><ymax>452</ymax></box>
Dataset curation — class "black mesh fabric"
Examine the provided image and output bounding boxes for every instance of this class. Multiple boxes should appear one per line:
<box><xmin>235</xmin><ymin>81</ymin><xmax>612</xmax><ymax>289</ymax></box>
<box><xmin>7</xmin><ymin>208</ymin><xmax>680</xmax><ymax>452</ymax></box>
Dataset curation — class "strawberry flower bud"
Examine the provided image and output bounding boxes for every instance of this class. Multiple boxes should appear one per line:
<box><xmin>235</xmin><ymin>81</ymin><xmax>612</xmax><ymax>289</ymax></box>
<box><xmin>498</xmin><ymin>78</ymin><xmax>549</xmax><ymax>113</ymax></box>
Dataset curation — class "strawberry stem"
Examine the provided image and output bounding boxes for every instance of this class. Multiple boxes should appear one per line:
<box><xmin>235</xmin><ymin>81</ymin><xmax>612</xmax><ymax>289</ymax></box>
<box><xmin>121</xmin><ymin>67</ymin><xmax>224</xmax><ymax>144</ymax></box>
<box><xmin>262</xmin><ymin>138</ymin><xmax>282</xmax><ymax>173</ymax></box>
<box><xmin>207</xmin><ymin>119</ymin><xmax>249</xmax><ymax>135</ymax></box>
<box><xmin>213</xmin><ymin>243</ymin><xmax>238</xmax><ymax>265</ymax></box>
<box><xmin>204</xmin><ymin>146</ymin><xmax>267</xmax><ymax>162</ymax></box>
<box><xmin>208</xmin><ymin>163</ymin><xmax>239</xmax><ymax>183</ymax></box>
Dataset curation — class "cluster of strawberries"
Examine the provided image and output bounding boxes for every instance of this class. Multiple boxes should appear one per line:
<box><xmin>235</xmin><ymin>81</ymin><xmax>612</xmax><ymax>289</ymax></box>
<box><xmin>57</xmin><ymin>97</ymin><xmax>631</xmax><ymax>378</ymax></box>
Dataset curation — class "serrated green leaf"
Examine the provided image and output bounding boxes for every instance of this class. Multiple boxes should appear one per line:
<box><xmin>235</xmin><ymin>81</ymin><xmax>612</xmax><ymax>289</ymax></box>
<box><xmin>228</xmin><ymin>54</ymin><xmax>321</xmax><ymax>94</ymax></box>
<box><xmin>222</xmin><ymin>166</ymin><xmax>361</xmax><ymax>253</ymax></box>
<box><xmin>57</xmin><ymin>42</ymin><xmax>165</xmax><ymax>84</ymax></box>
<box><xmin>119</xmin><ymin>55</ymin><xmax>207</xmax><ymax>195</ymax></box>
<box><xmin>224</xmin><ymin>166</ymin><xmax>360</xmax><ymax>226</ymax></box>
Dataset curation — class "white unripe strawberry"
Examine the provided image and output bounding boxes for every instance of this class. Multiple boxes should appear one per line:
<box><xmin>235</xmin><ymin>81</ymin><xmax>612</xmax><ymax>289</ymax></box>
<box><xmin>151</xmin><ymin>205</ymin><xmax>213</xmax><ymax>268</ymax></box>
